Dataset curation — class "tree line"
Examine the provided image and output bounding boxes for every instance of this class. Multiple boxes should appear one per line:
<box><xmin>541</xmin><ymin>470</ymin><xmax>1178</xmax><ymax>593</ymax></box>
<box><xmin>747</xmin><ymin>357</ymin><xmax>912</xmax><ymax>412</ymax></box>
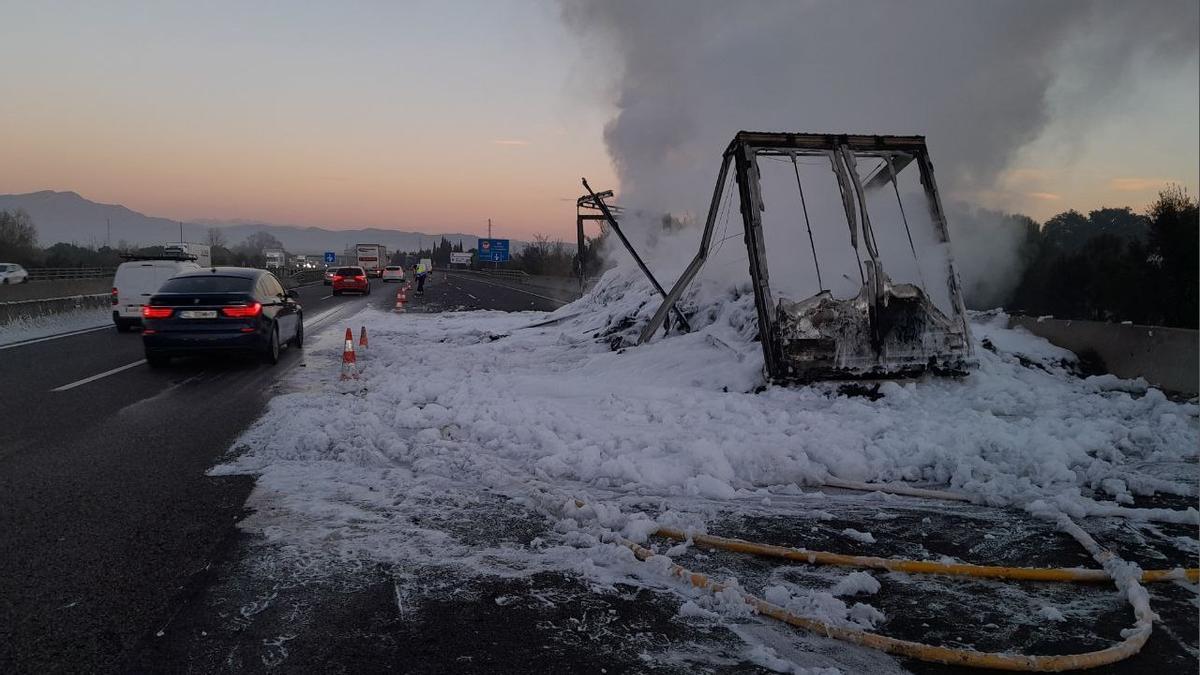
<box><xmin>0</xmin><ymin>215</ymin><xmax>288</xmax><ymax>269</ymax></box>
<box><xmin>1004</xmin><ymin>186</ymin><xmax>1197</xmax><ymax>328</ymax></box>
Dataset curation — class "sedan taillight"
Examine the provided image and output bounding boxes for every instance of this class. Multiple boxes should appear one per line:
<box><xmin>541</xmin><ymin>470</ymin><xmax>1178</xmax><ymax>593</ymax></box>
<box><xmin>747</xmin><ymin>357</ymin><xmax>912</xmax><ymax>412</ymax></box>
<box><xmin>142</xmin><ymin>306</ymin><xmax>173</xmax><ymax>319</ymax></box>
<box><xmin>354</xmin><ymin>275</ymin><xmax>366</xmax><ymax>281</ymax></box>
<box><xmin>221</xmin><ymin>302</ymin><xmax>263</xmax><ymax>318</ymax></box>
<box><xmin>333</xmin><ymin>275</ymin><xmax>344</xmax><ymax>281</ymax></box>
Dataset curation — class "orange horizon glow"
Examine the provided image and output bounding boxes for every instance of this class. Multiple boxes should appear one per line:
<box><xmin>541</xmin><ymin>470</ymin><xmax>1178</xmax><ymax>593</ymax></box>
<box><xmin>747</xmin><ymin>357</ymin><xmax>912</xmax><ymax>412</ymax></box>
<box><xmin>1</xmin><ymin>3</ymin><xmax>1195</xmax><ymax>239</ymax></box>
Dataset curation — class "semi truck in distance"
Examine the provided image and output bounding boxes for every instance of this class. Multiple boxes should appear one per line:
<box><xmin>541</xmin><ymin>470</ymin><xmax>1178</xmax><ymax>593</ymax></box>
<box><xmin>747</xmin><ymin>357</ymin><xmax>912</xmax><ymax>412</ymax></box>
<box><xmin>264</xmin><ymin>248</ymin><xmax>286</xmax><ymax>269</ymax></box>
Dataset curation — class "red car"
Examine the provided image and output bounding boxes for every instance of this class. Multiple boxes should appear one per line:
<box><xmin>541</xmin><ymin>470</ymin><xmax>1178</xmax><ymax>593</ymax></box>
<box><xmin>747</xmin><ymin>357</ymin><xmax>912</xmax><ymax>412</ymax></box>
<box><xmin>331</xmin><ymin>266</ymin><xmax>371</xmax><ymax>296</ymax></box>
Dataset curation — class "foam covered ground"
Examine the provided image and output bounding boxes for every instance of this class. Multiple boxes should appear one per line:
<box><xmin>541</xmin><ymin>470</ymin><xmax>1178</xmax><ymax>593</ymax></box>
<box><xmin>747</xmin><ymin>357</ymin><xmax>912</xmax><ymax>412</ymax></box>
<box><xmin>213</xmin><ymin>267</ymin><xmax>1198</xmax><ymax>672</ymax></box>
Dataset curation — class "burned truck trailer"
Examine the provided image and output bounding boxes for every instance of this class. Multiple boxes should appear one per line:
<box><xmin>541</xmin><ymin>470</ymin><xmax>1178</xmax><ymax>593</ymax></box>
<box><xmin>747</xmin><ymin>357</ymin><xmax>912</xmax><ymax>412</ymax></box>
<box><xmin>640</xmin><ymin>132</ymin><xmax>975</xmax><ymax>383</ymax></box>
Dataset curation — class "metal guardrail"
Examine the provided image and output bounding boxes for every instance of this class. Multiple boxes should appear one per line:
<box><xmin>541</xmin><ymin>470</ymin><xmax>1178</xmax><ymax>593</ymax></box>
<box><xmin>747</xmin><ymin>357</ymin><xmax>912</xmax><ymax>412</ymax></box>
<box><xmin>447</xmin><ymin>268</ymin><xmax>531</xmax><ymax>283</ymax></box>
<box><xmin>26</xmin><ymin>267</ymin><xmax>116</xmax><ymax>281</ymax></box>
<box><xmin>486</xmin><ymin>269</ymin><xmax>530</xmax><ymax>282</ymax></box>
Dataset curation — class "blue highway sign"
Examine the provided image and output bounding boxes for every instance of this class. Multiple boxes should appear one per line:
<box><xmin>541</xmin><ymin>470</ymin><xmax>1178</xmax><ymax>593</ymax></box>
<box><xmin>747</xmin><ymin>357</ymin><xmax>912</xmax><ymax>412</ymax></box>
<box><xmin>477</xmin><ymin>238</ymin><xmax>510</xmax><ymax>262</ymax></box>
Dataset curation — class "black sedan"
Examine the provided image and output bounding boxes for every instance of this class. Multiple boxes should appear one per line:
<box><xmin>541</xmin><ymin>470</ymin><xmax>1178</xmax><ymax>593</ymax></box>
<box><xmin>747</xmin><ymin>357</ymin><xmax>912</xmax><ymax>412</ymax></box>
<box><xmin>141</xmin><ymin>267</ymin><xmax>303</xmax><ymax>367</ymax></box>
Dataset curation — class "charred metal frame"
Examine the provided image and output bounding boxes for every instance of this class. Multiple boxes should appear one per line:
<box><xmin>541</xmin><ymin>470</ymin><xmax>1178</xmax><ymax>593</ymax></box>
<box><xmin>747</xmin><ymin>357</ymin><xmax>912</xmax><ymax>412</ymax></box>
<box><xmin>640</xmin><ymin>132</ymin><xmax>973</xmax><ymax>382</ymax></box>
<box><xmin>575</xmin><ymin>190</ymin><xmax>613</xmax><ymax>292</ymax></box>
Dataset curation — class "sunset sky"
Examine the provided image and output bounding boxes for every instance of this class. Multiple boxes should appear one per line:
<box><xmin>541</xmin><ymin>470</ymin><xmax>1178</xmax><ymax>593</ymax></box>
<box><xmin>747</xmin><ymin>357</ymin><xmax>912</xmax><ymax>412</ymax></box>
<box><xmin>1</xmin><ymin>1</ymin><xmax>1196</xmax><ymax>240</ymax></box>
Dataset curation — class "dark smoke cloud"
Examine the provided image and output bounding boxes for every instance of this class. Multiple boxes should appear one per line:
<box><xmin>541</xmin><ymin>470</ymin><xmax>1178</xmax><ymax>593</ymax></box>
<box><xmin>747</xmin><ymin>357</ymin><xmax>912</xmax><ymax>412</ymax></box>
<box><xmin>561</xmin><ymin>0</ymin><xmax>1198</xmax><ymax>305</ymax></box>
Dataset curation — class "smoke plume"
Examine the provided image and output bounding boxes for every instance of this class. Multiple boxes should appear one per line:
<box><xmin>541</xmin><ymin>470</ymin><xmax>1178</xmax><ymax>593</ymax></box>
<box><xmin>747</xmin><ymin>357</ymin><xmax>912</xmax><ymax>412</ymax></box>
<box><xmin>561</xmin><ymin>0</ymin><xmax>1198</xmax><ymax>306</ymax></box>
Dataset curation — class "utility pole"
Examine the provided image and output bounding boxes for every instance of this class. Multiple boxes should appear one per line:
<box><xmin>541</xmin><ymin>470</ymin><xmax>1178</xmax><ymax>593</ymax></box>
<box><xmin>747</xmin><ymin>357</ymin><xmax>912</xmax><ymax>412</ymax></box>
<box><xmin>179</xmin><ymin>221</ymin><xmax>184</xmax><ymax>243</ymax></box>
<box><xmin>106</xmin><ymin>217</ymin><xmax>110</xmax><ymax>248</ymax></box>
<box><xmin>487</xmin><ymin>218</ymin><xmax>492</xmax><ymax>240</ymax></box>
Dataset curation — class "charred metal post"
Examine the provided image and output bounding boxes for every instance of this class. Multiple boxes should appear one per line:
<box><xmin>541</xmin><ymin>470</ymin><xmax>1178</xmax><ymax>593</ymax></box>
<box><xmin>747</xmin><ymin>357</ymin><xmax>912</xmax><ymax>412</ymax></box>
<box><xmin>733</xmin><ymin>140</ymin><xmax>782</xmax><ymax>375</ymax></box>
<box><xmin>914</xmin><ymin>150</ymin><xmax>971</xmax><ymax>336</ymax></box>
<box><xmin>581</xmin><ymin>178</ymin><xmax>691</xmax><ymax>333</ymax></box>
<box><xmin>637</xmin><ymin>150</ymin><xmax>733</xmax><ymax>344</ymax></box>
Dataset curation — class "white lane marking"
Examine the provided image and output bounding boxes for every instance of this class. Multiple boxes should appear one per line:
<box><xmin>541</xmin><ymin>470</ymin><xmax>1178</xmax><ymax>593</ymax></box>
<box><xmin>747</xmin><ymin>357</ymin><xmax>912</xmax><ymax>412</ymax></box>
<box><xmin>51</xmin><ymin>359</ymin><xmax>146</xmax><ymax>392</ymax></box>
<box><xmin>320</xmin><ymin>295</ymin><xmax>333</xmax><ymax>300</ymax></box>
<box><xmin>0</xmin><ymin>324</ymin><xmax>111</xmax><ymax>351</ymax></box>
<box><xmin>448</xmin><ymin>274</ymin><xmax>567</xmax><ymax>306</ymax></box>
<box><xmin>307</xmin><ymin>307</ymin><xmax>341</xmax><ymax>327</ymax></box>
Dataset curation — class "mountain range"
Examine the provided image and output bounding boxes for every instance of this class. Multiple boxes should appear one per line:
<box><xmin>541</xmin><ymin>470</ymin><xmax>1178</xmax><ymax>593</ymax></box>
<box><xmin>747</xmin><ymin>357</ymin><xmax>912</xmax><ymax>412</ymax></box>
<box><xmin>0</xmin><ymin>190</ymin><xmax>497</xmax><ymax>254</ymax></box>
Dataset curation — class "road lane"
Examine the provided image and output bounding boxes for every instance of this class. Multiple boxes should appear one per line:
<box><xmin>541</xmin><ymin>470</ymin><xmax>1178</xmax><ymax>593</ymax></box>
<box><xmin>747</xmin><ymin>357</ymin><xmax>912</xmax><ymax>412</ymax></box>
<box><xmin>0</xmin><ymin>278</ymin><xmax>378</xmax><ymax>672</ymax></box>
<box><xmin>50</xmin><ymin>358</ymin><xmax>147</xmax><ymax>391</ymax></box>
<box><xmin>385</xmin><ymin>271</ymin><xmax>568</xmax><ymax>314</ymax></box>
<box><xmin>0</xmin><ymin>273</ymin><xmax>578</xmax><ymax>672</ymax></box>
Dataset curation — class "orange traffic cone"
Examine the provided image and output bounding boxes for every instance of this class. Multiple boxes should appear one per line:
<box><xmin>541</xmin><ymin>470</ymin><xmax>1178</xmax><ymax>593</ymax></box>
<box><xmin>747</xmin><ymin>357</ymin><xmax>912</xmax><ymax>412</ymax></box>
<box><xmin>340</xmin><ymin>327</ymin><xmax>358</xmax><ymax>379</ymax></box>
<box><xmin>359</xmin><ymin>326</ymin><xmax>369</xmax><ymax>350</ymax></box>
<box><xmin>394</xmin><ymin>290</ymin><xmax>407</xmax><ymax>313</ymax></box>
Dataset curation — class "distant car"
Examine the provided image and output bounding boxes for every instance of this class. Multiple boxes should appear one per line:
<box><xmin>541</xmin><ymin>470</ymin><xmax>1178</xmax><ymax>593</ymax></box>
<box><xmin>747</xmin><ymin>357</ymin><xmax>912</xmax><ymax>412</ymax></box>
<box><xmin>331</xmin><ymin>266</ymin><xmax>370</xmax><ymax>296</ymax></box>
<box><xmin>323</xmin><ymin>268</ymin><xmax>336</xmax><ymax>285</ymax></box>
<box><xmin>112</xmin><ymin>258</ymin><xmax>202</xmax><ymax>332</ymax></box>
<box><xmin>141</xmin><ymin>267</ymin><xmax>303</xmax><ymax>367</ymax></box>
<box><xmin>381</xmin><ymin>265</ymin><xmax>406</xmax><ymax>283</ymax></box>
<box><xmin>0</xmin><ymin>263</ymin><xmax>29</xmax><ymax>284</ymax></box>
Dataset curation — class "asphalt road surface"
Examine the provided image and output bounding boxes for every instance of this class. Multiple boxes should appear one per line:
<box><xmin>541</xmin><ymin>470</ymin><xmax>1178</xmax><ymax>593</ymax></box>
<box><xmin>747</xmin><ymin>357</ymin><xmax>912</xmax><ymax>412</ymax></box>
<box><xmin>0</xmin><ymin>273</ymin><xmax>564</xmax><ymax>673</ymax></box>
<box><xmin>2</xmin><ymin>273</ymin><xmax>1195</xmax><ymax>674</ymax></box>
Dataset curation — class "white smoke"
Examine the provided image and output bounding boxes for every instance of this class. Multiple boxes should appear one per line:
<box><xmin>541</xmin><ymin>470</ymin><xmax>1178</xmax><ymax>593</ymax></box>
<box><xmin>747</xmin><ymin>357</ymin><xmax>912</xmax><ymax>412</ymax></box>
<box><xmin>562</xmin><ymin>0</ymin><xmax>1199</xmax><ymax>306</ymax></box>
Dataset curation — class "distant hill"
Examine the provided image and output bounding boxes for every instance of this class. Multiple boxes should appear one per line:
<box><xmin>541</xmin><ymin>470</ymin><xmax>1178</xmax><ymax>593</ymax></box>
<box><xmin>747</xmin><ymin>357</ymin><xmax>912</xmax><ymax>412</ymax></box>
<box><xmin>0</xmin><ymin>190</ymin><xmax>493</xmax><ymax>254</ymax></box>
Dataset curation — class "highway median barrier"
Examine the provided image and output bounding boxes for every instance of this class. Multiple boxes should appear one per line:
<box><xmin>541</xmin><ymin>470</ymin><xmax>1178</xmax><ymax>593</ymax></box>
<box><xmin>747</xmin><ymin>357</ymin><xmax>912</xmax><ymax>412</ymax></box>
<box><xmin>0</xmin><ymin>293</ymin><xmax>110</xmax><ymax>324</ymax></box>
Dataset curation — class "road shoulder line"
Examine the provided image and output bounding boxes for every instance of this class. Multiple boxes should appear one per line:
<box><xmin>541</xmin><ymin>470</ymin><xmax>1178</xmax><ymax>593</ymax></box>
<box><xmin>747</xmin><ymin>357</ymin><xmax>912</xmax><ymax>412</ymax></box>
<box><xmin>0</xmin><ymin>324</ymin><xmax>112</xmax><ymax>351</ymax></box>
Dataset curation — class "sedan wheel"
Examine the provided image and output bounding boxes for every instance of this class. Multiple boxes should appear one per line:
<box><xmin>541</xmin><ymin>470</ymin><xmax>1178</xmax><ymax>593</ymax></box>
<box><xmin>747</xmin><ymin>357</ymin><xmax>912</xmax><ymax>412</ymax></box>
<box><xmin>263</xmin><ymin>325</ymin><xmax>280</xmax><ymax>365</ymax></box>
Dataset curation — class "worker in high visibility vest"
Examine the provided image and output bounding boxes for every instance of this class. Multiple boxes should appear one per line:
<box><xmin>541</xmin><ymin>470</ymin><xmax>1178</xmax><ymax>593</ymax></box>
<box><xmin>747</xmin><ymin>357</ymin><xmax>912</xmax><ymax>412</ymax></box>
<box><xmin>415</xmin><ymin>262</ymin><xmax>428</xmax><ymax>295</ymax></box>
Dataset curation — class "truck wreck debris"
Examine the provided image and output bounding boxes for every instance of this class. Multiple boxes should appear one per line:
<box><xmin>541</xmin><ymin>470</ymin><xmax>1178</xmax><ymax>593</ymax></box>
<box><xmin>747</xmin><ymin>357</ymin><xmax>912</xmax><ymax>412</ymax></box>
<box><xmin>642</xmin><ymin>132</ymin><xmax>975</xmax><ymax>383</ymax></box>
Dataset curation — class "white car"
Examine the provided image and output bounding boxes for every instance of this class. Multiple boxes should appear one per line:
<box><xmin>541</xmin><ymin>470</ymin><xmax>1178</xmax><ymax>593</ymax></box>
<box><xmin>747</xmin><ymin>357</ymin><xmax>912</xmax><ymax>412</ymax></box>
<box><xmin>0</xmin><ymin>263</ymin><xmax>29</xmax><ymax>284</ymax></box>
<box><xmin>381</xmin><ymin>265</ymin><xmax>406</xmax><ymax>283</ymax></box>
<box><xmin>111</xmin><ymin>258</ymin><xmax>201</xmax><ymax>332</ymax></box>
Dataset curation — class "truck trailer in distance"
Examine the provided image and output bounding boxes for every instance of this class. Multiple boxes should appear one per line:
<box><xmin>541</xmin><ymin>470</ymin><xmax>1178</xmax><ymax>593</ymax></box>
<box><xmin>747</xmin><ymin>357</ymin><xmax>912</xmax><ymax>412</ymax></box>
<box><xmin>162</xmin><ymin>242</ymin><xmax>212</xmax><ymax>267</ymax></box>
<box><xmin>356</xmin><ymin>243</ymin><xmax>388</xmax><ymax>277</ymax></box>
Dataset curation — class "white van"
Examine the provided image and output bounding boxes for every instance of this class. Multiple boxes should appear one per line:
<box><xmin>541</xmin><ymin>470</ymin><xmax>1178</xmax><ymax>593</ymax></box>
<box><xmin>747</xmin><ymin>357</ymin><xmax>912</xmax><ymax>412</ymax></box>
<box><xmin>112</xmin><ymin>259</ymin><xmax>201</xmax><ymax>331</ymax></box>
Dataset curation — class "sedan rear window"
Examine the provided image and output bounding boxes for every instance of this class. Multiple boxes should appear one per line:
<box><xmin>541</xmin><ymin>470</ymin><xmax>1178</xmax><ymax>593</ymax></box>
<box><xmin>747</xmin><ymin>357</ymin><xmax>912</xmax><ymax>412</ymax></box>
<box><xmin>335</xmin><ymin>267</ymin><xmax>363</xmax><ymax>276</ymax></box>
<box><xmin>159</xmin><ymin>276</ymin><xmax>255</xmax><ymax>293</ymax></box>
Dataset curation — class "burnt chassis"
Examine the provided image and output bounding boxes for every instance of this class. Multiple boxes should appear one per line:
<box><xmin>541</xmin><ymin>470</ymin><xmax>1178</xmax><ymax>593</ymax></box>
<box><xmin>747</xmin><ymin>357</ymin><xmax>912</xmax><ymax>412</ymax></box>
<box><xmin>639</xmin><ymin>132</ymin><xmax>974</xmax><ymax>383</ymax></box>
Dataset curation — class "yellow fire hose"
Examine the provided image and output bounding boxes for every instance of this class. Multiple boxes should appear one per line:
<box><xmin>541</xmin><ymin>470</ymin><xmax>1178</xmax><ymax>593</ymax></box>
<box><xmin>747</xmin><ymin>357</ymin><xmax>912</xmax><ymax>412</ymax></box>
<box><xmin>652</xmin><ymin>526</ymin><xmax>1198</xmax><ymax>584</ymax></box>
<box><xmin>572</xmin><ymin>480</ymin><xmax>1198</xmax><ymax>671</ymax></box>
<box><xmin>622</xmin><ymin>530</ymin><xmax>1149</xmax><ymax>672</ymax></box>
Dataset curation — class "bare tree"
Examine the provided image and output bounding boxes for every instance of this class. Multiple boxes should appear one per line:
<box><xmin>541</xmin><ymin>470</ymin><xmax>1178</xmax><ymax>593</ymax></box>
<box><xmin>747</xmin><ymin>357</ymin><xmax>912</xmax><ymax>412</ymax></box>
<box><xmin>205</xmin><ymin>227</ymin><xmax>227</xmax><ymax>249</ymax></box>
<box><xmin>0</xmin><ymin>209</ymin><xmax>40</xmax><ymax>265</ymax></box>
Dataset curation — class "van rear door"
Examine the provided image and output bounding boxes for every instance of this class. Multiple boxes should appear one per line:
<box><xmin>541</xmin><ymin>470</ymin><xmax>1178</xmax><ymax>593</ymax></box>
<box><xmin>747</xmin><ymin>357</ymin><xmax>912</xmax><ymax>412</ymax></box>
<box><xmin>115</xmin><ymin>262</ymin><xmax>198</xmax><ymax>318</ymax></box>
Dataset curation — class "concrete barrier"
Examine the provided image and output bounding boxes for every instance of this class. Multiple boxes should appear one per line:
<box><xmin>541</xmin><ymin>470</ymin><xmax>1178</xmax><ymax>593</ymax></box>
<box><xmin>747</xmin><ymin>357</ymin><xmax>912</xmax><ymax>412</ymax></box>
<box><xmin>1009</xmin><ymin>316</ymin><xmax>1198</xmax><ymax>395</ymax></box>
<box><xmin>0</xmin><ymin>278</ymin><xmax>112</xmax><ymax>303</ymax></box>
<box><xmin>0</xmin><ymin>294</ymin><xmax>110</xmax><ymax>324</ymax></box>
